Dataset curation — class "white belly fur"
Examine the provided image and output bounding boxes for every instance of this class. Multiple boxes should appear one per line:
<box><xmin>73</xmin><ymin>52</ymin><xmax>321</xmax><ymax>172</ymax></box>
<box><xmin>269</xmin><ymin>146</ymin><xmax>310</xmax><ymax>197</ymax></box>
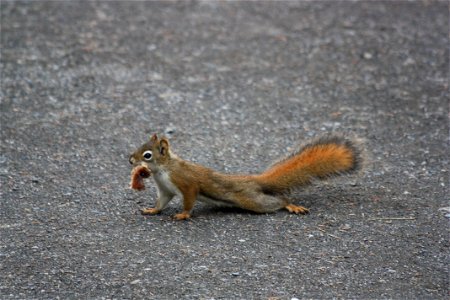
<box><xmin>153</xmin><ymin>170</ymin><xmax>181</xmax><ymax>196</ymax></box>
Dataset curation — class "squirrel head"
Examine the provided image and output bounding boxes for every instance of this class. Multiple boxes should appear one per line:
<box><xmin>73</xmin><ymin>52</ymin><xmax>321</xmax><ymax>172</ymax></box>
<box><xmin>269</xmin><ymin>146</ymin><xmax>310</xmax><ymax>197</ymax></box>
<box><xmin>129</xmin><ymin>134</ymin><xmax>171</xmax><ymax>170</ymax></box>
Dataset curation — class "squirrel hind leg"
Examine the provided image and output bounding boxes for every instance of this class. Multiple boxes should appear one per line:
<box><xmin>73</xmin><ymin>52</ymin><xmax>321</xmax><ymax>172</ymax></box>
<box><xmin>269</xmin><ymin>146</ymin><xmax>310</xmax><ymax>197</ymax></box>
<box><xmin>237</xmin><ymin>194</ymin><xmax>287</xmax><ymax>213</ymax></box>
<box><xmin>285</xmin><ymin>203</ymin><xmax>309</xmax><ymax>214</ymax></box>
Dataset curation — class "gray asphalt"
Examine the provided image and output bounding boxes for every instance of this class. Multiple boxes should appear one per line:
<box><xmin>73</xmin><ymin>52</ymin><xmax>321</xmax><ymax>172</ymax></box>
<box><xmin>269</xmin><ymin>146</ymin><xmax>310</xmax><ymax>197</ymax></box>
<box><xmin>1</xmin><ymin>1</ymin><xmax>448</xmax><ymax>299</ymax></box>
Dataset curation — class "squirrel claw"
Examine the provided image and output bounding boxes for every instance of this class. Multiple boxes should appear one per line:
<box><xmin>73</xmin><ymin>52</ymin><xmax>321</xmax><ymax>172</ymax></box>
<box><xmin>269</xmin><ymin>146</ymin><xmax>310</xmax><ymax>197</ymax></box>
<box><xmin>285</xmin><ymin>204</ymin><xmax>309</xmax><ymax>214</ymax></box>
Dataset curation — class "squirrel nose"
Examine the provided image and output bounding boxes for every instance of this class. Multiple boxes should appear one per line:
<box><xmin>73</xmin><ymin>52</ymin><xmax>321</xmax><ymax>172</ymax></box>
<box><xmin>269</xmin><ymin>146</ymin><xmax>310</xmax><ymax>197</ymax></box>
<box><xmin>129</xmin><ymin>155</ymin><xmax>135</xmax><ymax>165</ymax></box>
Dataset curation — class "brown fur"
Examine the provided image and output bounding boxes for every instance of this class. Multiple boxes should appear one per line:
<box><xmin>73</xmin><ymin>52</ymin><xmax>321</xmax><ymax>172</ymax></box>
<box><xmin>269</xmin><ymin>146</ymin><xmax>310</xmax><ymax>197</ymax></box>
<box><xmin>129</xmin><ymin>134</ymin><xmax>364</xmax><ymax>219</ymax></box>
<box><xmin>257</xmin><ymin>136</ymin><xmax>362</xmax><ymax>193</ymax></box>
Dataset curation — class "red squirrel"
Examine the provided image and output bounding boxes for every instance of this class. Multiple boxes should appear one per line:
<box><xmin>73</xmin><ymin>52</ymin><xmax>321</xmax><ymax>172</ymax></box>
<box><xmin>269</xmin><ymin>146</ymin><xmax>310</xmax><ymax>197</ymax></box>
<box><xmin>129</xmin><ymin>134</ymin><xmax>364</xmax><ymax>220</ymax></box>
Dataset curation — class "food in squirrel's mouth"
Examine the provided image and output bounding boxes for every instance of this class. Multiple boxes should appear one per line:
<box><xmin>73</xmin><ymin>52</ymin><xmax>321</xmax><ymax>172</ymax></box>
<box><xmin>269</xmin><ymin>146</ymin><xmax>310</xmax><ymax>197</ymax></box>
<box><xmin>130</xmin><ymin>165</ymin><xmax>151</xmax><ymax>190</ymax></box>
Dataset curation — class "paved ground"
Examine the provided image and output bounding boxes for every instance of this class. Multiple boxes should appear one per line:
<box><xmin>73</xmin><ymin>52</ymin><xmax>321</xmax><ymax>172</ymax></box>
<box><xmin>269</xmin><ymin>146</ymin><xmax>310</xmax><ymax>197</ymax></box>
<box><xmin>1</xmin><ymin>1</ymin><xmax>448</xmax><ymax>299</ymax></box>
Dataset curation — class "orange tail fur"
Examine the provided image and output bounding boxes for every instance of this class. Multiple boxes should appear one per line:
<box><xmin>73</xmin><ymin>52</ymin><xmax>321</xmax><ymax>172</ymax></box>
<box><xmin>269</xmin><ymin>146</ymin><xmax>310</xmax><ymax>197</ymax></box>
<box><xmin>257</xmin><ymin>135</ymin><xmax>364</xmax><ymax>194</ymax></box>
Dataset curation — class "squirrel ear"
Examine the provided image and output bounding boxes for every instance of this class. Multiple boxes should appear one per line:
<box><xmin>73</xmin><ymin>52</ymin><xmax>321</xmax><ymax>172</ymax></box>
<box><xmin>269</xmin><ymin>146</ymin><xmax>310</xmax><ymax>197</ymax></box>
<box><xmin>150</xmin><ymin>134</ymin><xmax>158</xmax><ymax>142</ymax></box>
<box><xmin>159</xmin><ymin>138</ymin><xmax>170</xmax><ymax>156</ymax></box>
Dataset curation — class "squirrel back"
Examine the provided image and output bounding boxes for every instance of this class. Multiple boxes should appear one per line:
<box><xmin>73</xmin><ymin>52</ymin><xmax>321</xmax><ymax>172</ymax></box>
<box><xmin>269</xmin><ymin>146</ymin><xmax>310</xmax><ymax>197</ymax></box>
<box><xmin>256</xmin><ymin>135</ymin><xmax>365</xmax><ymax>194</ymax></box>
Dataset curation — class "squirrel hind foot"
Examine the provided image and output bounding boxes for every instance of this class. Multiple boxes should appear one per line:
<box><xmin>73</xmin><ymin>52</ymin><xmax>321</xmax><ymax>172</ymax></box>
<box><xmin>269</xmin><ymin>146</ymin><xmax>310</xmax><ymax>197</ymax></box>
<box><xmin>285</xmin><ymin>204</ymin><xmax>309</xmax><ymax>214</ymax></box>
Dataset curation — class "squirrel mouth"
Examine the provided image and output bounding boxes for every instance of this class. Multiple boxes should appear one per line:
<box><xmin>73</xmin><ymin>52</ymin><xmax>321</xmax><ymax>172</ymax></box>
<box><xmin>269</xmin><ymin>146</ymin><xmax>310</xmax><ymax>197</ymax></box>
<box><xmin>139</xmin><ymin>168</ymin><xmax>151</xmax><ymax>178</ymax></box>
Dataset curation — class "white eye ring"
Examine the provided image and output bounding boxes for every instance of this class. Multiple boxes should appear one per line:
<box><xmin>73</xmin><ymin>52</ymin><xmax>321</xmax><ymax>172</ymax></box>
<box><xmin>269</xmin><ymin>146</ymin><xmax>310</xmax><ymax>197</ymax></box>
<box><xmin>143</xmin><ymin>150</ymin><xmax>153</xmax><ymax>161</ymax></box>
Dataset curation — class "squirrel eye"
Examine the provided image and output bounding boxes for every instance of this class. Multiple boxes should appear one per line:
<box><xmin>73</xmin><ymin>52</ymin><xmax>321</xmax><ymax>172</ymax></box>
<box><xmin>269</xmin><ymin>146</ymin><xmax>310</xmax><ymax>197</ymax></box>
<box><xmin>143</xmin><ymin>150</ymin><xmax>153</xmax><ymax>161</ymax></box>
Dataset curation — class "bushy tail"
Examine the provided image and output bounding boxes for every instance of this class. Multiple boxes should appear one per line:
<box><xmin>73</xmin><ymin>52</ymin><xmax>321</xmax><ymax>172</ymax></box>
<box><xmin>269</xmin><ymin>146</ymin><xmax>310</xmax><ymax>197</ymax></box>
<box><xmin>256</xmin><ymin>135</ymin><xmax>365</xmax><ymax>194</ymax></box>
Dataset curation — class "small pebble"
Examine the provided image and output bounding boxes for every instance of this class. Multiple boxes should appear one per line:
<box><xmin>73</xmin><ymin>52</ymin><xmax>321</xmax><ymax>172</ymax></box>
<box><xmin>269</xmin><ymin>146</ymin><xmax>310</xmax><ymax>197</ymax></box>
<box><xmin>362</xmin><ymin>52</ymin><xmax>373</xmax><ymax>59</ymax></box>
<box><xmin>164</xmin><ymin>126</ymin><xmax>176</xmax><ymax>135</ymax></box>
<box><xmin>341</xmin><ymin>224</ymin><xmax>351</xmax><ymax>230</ymax></box>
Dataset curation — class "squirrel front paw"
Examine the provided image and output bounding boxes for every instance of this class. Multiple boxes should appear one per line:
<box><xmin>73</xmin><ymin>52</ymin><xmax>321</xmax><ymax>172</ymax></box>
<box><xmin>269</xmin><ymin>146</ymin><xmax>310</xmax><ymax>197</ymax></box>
<box><xmin>173</xmin><ymin>212</ymin><xmax>191</xmax><ymax>220</ymax></box>
<box><xmin>140</xmin><ymin>208</ymin><xmax>160</xmax><ymax>215</ymax></box>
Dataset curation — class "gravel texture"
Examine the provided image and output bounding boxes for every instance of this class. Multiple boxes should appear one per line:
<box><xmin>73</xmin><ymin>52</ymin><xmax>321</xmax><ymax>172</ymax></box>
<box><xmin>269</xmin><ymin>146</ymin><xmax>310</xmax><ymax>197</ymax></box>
<box><xmin>1</xmin><ymin>1</ymin><xmax>448</xmax><ymax>299</ymax></box>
